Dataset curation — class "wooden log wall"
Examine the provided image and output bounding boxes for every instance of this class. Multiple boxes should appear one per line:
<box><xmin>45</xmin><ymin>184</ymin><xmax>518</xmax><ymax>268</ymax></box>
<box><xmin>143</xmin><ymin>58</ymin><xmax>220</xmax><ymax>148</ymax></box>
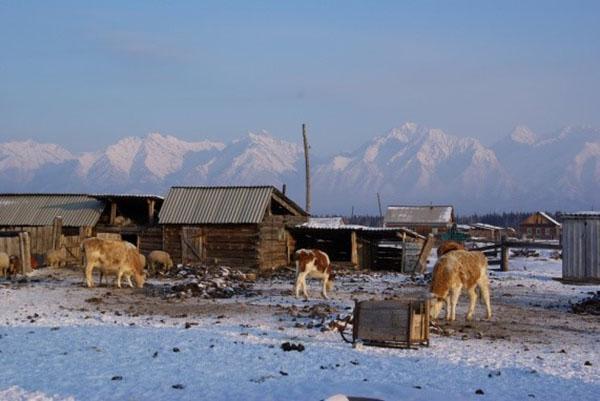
<box><xmin>1</xmin><ymin>226</ymin><xmax>54</xmax><ymax>258</ymax></box>
<box><xmin>139</xmin><ymin>227</ymin><xmax>163</xmax><ymax>256</ymax></box>
<box><xmin>259</xmin><ymin>216</ymin><xmax>289</xmax><ymax>270</ymax></box>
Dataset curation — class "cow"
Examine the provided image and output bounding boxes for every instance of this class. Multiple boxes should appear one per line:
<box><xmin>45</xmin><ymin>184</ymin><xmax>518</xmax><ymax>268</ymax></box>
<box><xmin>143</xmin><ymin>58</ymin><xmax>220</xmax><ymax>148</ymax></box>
<box><xmin>147</xmin><ymin>250</ymin><xmax>173</xmax><ymax>276</ymax></box>
<box><xmin>430</xmin><ymin>250</ymin><xmax>492</xmax><ymax>321</ymax></box>
<box><xmin>0</xmin><ymin>252</ymin><xmax>9</xmax><ymax>279</ymax></box>
<box><xmin>46</xmin><ymin>247</ymin><xmax>67</xmax><ymax>268</ymax></box>
<box><xmin>436</xmin><ymin>240</ymin><xmax>466</xmax><ymax>257</ymax></box>
<box><xmin>294</xmin><ymin>249</ymin><xmax>334</xmax><ymax>300</ymax></box>
<box><xmin>81</xmin><ymin>238</ymin><xmax>145</xmax><ymax>288</ymax></box>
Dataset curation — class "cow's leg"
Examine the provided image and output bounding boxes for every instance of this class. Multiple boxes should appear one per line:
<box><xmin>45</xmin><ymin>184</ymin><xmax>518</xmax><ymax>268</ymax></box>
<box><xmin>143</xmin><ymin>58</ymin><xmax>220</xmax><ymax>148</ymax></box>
<box><xmin>116</xmin><ymin>271</ymin><xmax>123</xmax><ymax>288</ymax></box>
<box><xmin>450</xmin><ymin>285</ymin><xmax>462</xmax><ymax>321</ymax></box>
<box><xmin>321</xmin><ymin>277</ymin><xmax>329</xmax><ymax>299</ymax></box>
<box><xmin>297</xmin><ymin>272</ymin><xmax>310</xmax><ymax>299</ymax></box>
<box><xmin>466</xmin><ymin>287</ymin><xmax>478</xmax><ymax>321</ymax></box>
<box><xmin>85</xmin><ymin>262</ymin><xmax>95</xmax><ymax>288</ymax></box>
<box><xmin>294</xmin><ymin>273</ymin><xmax>303</xmax><ymax>298</ymax></box>
<box><xmin>444</xmin><ymin>296</ymin><xmax>451</xmax><ymax>320</ymax></box>
<box><xmin>479</xmin><ymin>278</ymin><xmax>492</xmax><ymax>320</ymax></box>
<box><xmin>126</xmin><ymin>274</ymin><xmax>134</xmax><ymax>288</ymax></box>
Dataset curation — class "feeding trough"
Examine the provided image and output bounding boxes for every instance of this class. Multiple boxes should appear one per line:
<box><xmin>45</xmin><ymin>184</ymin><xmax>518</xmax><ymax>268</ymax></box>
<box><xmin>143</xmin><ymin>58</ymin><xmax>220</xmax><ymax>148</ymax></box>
<box><xmin>342</xmin><ymin>296</ymin><xmax>430</xmax><ymax>349</ymax></box>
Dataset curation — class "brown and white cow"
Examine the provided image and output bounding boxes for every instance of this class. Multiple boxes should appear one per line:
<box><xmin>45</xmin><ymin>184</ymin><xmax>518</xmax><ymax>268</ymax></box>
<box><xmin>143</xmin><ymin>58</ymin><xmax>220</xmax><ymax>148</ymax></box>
<box><xmin>294</xmin><ymin>249</ymin><xmax>334</xmax><ymax>300</ymax></box>
<box><xmin>82</xmin><ymin>238</ymin><xmax>145</xmax><ymax>288</ymax></box>
<box><xmin>436</xmin><ymin>240</ymin><xmax>466</xmax><ymax>257</ymax></box>
<box><xmin>430</xmin><ymin>250</ymin><xmax>492</xmax><ymax>321</ymax></box>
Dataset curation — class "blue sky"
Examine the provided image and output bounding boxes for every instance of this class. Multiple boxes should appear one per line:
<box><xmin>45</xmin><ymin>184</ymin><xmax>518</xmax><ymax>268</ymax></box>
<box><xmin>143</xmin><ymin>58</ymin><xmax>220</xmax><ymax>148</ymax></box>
<box><xmin>1</xmin><ymin>0</ymin><xmax>599</xmax><ymax>153</ymax></box>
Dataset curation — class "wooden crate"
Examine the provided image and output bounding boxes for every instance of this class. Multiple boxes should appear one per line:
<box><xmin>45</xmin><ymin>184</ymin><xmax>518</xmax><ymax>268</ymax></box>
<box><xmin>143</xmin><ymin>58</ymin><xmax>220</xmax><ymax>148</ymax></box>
<box><xmin>352</xmin><ymin>298</ymin><xmax>429</xmax><ymax>348</ymax></box>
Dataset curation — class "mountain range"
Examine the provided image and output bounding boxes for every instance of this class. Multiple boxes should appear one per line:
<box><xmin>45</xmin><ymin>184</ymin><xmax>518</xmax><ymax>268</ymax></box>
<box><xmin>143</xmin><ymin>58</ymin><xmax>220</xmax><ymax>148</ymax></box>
<box><xmin>1</xmin><ymin>123</ymin><xmax>598</xmax><ymax>214</ymax></box>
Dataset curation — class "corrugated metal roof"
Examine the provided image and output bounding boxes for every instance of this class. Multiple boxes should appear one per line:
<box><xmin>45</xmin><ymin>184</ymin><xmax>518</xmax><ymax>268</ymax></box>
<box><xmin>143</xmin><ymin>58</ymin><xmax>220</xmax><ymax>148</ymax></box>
<box><xmin>159</xmin><ymin>186</ymin><xmax>290</xmax><ymax>224</ymax></box>
<box><xmin>384</xmin><ymin>205</ymin><xmax>454</xmax><ymax>226</ymax></box>
<box><xmin>561</xmin><ymin>211</ymin><xmax>600</xmax><ymax>219</ymax></box>
<box><xmin>0</xmin><ymin>194</ymin><xmax>104</xmax><ymax>227</ymax></box>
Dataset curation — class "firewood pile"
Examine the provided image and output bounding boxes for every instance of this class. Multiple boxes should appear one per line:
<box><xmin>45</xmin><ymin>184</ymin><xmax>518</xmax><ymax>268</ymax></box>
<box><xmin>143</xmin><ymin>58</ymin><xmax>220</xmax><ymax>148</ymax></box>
<box><xmin>163</xmin><ymin>265</ymin><xmax>256</xmax><ymax>299</ymax></box>
<box><xmin>572</xmin><ymin>292</ymin><xmax>600</xmax><ymax>315</ymax></box>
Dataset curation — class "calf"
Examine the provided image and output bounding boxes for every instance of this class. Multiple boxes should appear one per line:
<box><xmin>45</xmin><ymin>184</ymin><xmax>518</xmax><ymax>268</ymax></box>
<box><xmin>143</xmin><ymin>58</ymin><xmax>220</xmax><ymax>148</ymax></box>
<box><xmin>430</xmin><ymin>250</ymin><xmax>492</xmax><ymax>321</ymax></box>
<box><xmin>294</xmin><ymin>249</ymin><xmax>334</xmax><ymax>300</ymax></box>
<box><xmin>82</xmin><ymin>238</ymin><xmax>145</xmax><ymax>288</ymax></box>
<box><xmin>0</xmin><ymin>252</ymin><xmax>9</xmax><ymax>278</ymax></box>
<box><xmin>436</xmin><ymin>240</ymin><xmax>465</xmax><ymax>257</ymax></box>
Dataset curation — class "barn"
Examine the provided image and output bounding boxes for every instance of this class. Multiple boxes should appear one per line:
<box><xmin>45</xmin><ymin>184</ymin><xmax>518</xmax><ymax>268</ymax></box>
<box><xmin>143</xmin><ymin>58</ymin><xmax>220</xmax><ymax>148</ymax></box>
<box><xmin>519</xmin><ymin>211</ymin><xmax>561</xmax><ymax>240</ymax></box>
<box><xmin>383</xmin><ymin>205</ymin><xmax>455</xmax><ymax>236</ymax></box>
<box><xmin>561</xmin><ymin>212</ymin><xmax>600</xmax><ymax>283</ymax></box>
<box><xmin>158</xmin><ymin>186</ymin><xmax>308</xmax><ymax>270</ymax></box>
<box><xmin>0</xmin><ymin>193</ymin><xmax>163</xmax><ymax>266</ymax></box>
<box><xmin>291</xmin><ymin>217</ymin><xmax>424</xmax><ymax>272</ymax></box>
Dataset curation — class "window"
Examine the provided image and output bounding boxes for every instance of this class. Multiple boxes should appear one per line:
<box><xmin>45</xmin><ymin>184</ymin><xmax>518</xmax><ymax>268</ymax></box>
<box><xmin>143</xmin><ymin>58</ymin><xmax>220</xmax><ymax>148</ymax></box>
<box><xmin>535</xmin><ymin>228</ymin><xmax>541</xmax><ymax>236</ymax></box>
<box><xmin>527</xmin><ymin>228</ymin><xmax>532</xmax><ymax>234</ymax></box>
<box><xmin>545</xmin><ymin>228</ymin><xmax>551</xmax><ymax>236</ymax></box>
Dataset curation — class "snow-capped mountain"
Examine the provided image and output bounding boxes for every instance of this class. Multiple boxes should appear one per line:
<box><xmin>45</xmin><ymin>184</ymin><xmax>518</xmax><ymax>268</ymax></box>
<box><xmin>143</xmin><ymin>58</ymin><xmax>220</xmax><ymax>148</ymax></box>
<box><xmin>0</xmin><ymin>123</ymin><xmax>598</xmax><ymax>213</ymax></box>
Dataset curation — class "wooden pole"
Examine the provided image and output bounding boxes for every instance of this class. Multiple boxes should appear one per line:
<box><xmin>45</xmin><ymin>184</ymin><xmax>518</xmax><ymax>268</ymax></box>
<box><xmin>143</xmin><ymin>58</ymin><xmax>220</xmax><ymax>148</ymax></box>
<box><xmin>501</xmin><ymin>235</ymin><xmax>509</xmax><ymax>271</ymax></box>
<box><xmin>52</xmin><ymin>216</ymin><xmax>63</xmax><ymax>250</ymax></box>
<box><xmin>302</xmin><ymin>123</ymin><xmax>311</xmax><ymax>214</ymax></box>
<box><xmin>110</xmin><ymin>202</ymin><xmax>117</xmax><ymax>225</ymax></box>
<box><xmin>148</xmin><ymin>199</ymin><xmax>156</xmax><ymax>225</ymax></box>
<box><xmin>19</xmin><ymin>232</ymin><xmax>32</xmax><ymax>274</ymax></box>
<box><xmin>350</xmin><ymin>231</ymin><xmax>358</xmax><ymax>267</ymax></box>
<box><xmin>377</xmin><ymin>192</ymin><xmax>383</xmax><ymax>226</ymax></box>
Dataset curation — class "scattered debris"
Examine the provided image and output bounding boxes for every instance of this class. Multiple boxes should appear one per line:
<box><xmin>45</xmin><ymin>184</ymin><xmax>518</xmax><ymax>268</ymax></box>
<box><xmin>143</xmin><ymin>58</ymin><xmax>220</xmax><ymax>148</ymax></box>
<box><xmin>111</xmin><ymin>376</ymin><xmax>123</xmax><ymax>381</ymax></box>
<box><xmin>571</xmin><ymin>292</ymin><xmax>600</xmax><ymax>315</ymax></box>
<box><xmin>152</xmin><ymin>265</ymin><xmax>256</xmax><ymax>299</ymax></box>
<box><xmin>172</xmin><ymin>384</ymin><xmax>185</xmax><ymax>389</ymax></box>
<box><xmin>281</xmin><ymin>342</ymin><xmax>305</xmax><ymax>352</ymax></box>
<box><xmin>475</xmin><ymin>388</ymin><xmax>485</xmax><ymax>395</ymax></box>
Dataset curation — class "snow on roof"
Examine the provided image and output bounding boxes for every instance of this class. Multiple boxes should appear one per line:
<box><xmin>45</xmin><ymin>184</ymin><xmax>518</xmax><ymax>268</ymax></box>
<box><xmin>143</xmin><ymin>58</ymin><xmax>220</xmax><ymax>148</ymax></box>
<box><xmin>384</xmin><ymin>205</ymin><xmax>454</xmax><ymax>225</ymax></box>
<box><xmin>471</xmin><ymin>222</ymin><xmax>504</xmax><ymax>230</ymax></box>
<box><xmin>303</xmin><ymin>217</ymin><xmax>345</xmax><ymax>228</ymax></box>
<box><xmin>539</xmin><ymin>212</ymin><xmax>561</xmax><ymax>226</ymax></box>
<box><xmin>561</xmin><ymin>211</ymin><xmax>600</xmax><ymax>219</ymax></box>
<box><xmin>296</xmin><ymin>220</ymin><xmax>424</xmax><ymax>239</ymax></box>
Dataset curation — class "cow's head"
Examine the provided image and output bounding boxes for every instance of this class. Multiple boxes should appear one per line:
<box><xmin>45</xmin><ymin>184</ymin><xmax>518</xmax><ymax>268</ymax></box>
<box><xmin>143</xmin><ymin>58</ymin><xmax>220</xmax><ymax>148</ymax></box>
<box><xmin>429</xmin><ymin>293</ymin><xmax>445</xmax><ymax>320</ymax></box>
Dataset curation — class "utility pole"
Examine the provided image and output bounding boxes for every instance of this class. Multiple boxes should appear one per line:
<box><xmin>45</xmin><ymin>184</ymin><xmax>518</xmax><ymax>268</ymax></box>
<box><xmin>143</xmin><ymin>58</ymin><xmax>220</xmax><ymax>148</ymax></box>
<box><xmin>302</xmin><ymin>123</ymin><xmax>311</xmax><ymax>213</ymax></box>
<box><xmin>377</xmin><ymin>192</ymin><xmax>383</xmax><ymax>226</ymax></box>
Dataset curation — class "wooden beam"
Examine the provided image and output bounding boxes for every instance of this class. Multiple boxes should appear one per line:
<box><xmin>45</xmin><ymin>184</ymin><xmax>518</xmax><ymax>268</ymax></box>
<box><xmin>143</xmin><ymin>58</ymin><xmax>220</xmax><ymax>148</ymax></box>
<box><xmin>350</xmin><ymin>231</ymin><xmax>358</xmax><ymax>267</ymax></box>
<box><xmin>302</xmin><ymin>123</ymin><xmax>311</xmax><ymax>213</ymax></box>
<box><xmin>109</xmin><ymin>202</ymin><xmax>117</xmax><ymax>225</ymax></box>
<box><xmin>417</xmin><ymin>234</ymin><xmax>435</xmax><ymax>274</ymax></box>
<box><xmin>52</xmin><ymin>216</ymin><xmax>63</xmax><ymax>250</ymax></box>
<box><xmin>19</xmin><ymin>232</ymin><xmax>32</xmax><ymax>274</ymax></box>
<box><xmin>148</xmin><ymin>199</ymin><xmax>156</xmax><ymax>225</ymax></box>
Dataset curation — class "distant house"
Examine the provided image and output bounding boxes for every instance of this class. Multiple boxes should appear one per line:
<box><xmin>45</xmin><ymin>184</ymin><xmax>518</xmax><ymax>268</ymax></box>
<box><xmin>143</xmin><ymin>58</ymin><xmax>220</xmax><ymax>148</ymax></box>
<box><xmin>519</xmin><ymin>211</ymin><xmax>561</xmax><ymax>240</ymax></box>
<box><xmin>466</xmin><ymin>223</ymin><xmax>517</xmax><ymax>242</ymax></box>
<box><xmin>384</xmin><ymin>205</ymin><xmax>455</xmax><ymax>236</ymax></box>
<box><xmin>158</xmin><ymin>186</ymin><xmax>307</xmax><ymax>270</ymax></box>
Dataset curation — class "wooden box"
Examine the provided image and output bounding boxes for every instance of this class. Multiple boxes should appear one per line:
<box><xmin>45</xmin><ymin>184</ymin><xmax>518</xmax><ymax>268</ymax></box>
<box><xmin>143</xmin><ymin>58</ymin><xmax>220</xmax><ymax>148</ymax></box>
<box><xmin>352</xmin><ymin>298</ymin><xmax>429</xmax><ymax>348</ymax></box>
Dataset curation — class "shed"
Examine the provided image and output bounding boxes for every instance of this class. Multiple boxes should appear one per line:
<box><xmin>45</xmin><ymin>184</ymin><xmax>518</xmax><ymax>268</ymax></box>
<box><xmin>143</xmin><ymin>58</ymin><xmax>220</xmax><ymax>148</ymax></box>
<box><xmin>0</xmin><ymin>193</ymin><xmax>163</xmax><ymax>264</ymax></box>
<box><xmin>561</xmin><ymin>212</ymin><xmax>600</xmax><ymax>283</ymax></box>
<box><xmin>520</xmin><ymin>211</ymin><xmax>561</xmax><ymax>240</ymax></box>
<box><xmin>291</xmin><ymin>219</ymin><xmax>424</xmax><ymax>273</ymax></box>
<box><xmin>158</xmin><ymin>186</ymin><xmax>308</xmax><ymax>270</ymax></box>
<box><xmin>384</xmin><ymin>205</ymin><xmax>455</xmax><ymax>236</ymax></box>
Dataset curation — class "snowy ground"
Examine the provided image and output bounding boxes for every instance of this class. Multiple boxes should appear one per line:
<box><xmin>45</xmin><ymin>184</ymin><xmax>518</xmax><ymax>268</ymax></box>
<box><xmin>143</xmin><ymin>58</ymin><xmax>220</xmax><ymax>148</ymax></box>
<box><xmin>1</xmin><ymin>253</ymin><xmax>599</xmax><ymax>401</ymax></box>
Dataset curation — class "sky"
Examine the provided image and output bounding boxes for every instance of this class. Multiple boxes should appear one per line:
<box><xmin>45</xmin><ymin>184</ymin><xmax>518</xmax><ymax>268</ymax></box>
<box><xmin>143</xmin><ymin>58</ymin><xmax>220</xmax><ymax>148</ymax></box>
<box><xmin>1</xmin><ymin>0</ymin><xmax>599</xmax><ymax>154</ymax></box>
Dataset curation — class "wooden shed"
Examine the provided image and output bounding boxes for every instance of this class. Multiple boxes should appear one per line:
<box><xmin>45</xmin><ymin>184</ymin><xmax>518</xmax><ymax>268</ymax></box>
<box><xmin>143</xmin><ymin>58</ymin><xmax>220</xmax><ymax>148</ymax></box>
<box><xmin>384</xmin><ymin>205</ymin><xmax>455</xmax><ymax>236</ymax></box>
<box><xmin>520</xmin><ymin>211</ymin><xmax>561</xmax><ymax>240</ymax></box>
<box><xmin>291</xmin><ymin>218</ymin><xmax>424</xmax><ymax>272</ymax></box>
<box><xmin>561</xmin><ymin>212</ymin><xmax>600</xmax><ymax>283</ymax></box>
<box><xmin>158</xmin><ymin>186</ymin><xmax>308</xmax><ymax>270</ymax></box>
<box><xmin>0</xmin><ymin>193</ymin><xmax>163</xmax><ymax>264</ymax></box>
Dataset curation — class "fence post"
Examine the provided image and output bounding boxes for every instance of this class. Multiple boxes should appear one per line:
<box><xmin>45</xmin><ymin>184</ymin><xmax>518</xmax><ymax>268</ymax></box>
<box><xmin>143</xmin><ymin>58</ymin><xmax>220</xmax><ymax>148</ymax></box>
<box><xmin>501</xmin><ymin>235</ymin><xmax>509</xmax><ymax>272</ymax></box>
<box><xmin>19</xmin><ymin>232</ymin><xmax>32</xmax><ymax>274</ymax></box>
<box><xmin>52</xmin><ymin>216</ymin><xmax>63</xmax><ymax>250</ymax></box>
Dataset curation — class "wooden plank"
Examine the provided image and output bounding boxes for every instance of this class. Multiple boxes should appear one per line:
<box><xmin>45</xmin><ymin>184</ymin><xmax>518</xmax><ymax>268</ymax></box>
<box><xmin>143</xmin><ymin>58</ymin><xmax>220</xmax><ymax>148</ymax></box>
<box><xmin>417</xmin><ymin>234</ymin><xmax>435</xmax><ymax>274</ymax></box>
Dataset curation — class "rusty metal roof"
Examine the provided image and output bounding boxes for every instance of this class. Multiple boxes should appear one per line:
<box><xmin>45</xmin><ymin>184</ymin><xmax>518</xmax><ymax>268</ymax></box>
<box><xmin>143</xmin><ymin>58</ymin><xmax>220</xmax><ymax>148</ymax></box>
<box><xmin>0</xmin><ymin>194</ymin><xmax>105</xmax><ymax>227</ymax></box>
<box><xmin>384</xmin><ymin>205</ymin><xmax>454</xmax><ymax>226</ymax></box>
<box><xmin>159</xmin><ymin>186</ymin><xmax>305</xmax><ymax>225</ymax></box>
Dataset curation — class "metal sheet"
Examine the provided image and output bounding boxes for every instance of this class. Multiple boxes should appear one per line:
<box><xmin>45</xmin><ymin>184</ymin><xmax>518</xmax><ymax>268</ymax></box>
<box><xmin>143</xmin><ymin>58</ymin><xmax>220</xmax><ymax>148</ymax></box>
<box><xmin>159</xmin><ymin>186</ymin><xmax>276</xmax><ymax>224</ymax></box>
<box><xmin>562</xmin><ymin>214</ymin><xmax>600</xmax><ymax>280</ymax></box>
<box><xmin>0</xmin><ymin>194</ymin><xmax>104</xmax><ymax>227</ymax></box>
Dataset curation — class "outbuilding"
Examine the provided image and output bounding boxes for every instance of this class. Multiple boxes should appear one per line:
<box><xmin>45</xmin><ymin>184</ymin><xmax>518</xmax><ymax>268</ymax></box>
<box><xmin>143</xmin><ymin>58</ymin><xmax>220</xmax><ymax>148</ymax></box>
<box><xmin>158</xmin><ymin>186</ymin><xmax>308</xmax><ymax>270</ymax></box>
<box><xmin>384</xmin><ymin>205</ymin><xmax>455</xmax><ymax>236</ymax></box>
<box><xmin>561</xmin><ymin>212</ymin><xmax>600</xmax><ymax>283</ymax></box>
